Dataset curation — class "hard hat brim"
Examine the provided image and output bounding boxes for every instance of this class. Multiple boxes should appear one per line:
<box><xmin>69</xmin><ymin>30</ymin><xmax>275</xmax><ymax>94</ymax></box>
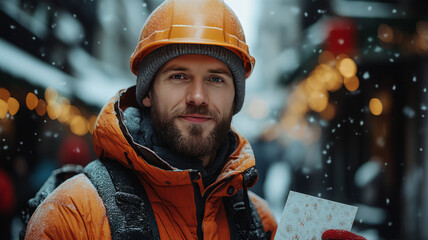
<box><xmin>130</xmin><ymin>25</ymin><xmax>255</xmax><ymax>78</ymax></box>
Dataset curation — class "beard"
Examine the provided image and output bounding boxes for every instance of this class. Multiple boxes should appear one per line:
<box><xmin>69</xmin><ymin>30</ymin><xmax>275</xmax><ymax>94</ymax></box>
<box><xmin>150</xmin><ymin>91</ymin><xmax>233</xmax><ymax>160</ymax></box>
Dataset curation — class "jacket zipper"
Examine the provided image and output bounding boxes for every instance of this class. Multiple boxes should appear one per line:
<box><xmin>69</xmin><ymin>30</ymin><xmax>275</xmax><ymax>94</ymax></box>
<box><xmin>191</xmin><ymin>172</ymin><xmax>233</xmax><ymax>240</ymax></box>
<box><xmin>192</xmin><ymin>177</ymin><xmax>204</xmax><ymax>239</ymax></box>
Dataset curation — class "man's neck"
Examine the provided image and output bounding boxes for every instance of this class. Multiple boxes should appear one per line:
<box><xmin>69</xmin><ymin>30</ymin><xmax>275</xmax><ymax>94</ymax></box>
<box><xmin>201</xmin><ymin>154</ymin><xmax>214</xmax><ymax>168</ymax></box>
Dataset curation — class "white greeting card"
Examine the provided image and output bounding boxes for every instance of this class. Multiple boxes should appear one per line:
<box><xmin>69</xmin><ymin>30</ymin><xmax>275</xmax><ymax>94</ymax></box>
<box><xmin>274</xmin><ymin>191</ymin><xmax>358</xmax><ymax>240</ymax></box>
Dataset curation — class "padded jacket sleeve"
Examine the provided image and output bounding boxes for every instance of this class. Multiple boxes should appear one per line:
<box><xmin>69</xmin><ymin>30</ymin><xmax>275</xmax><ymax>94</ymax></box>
<box><xmin>25</xmin><ymin>174</ymin><xmax>111</xmax><ymax>240</ymax></box>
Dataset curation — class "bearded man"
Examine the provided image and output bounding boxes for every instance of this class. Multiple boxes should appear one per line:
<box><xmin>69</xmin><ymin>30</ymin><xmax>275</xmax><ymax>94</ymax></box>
<box><xmin>24</xmin><ymin>1</ymin><xmax>366</xmax><ymax>240</ymax></box>
<box><xmin>25</xmin><ymin>0</ymin><xmax>277</xmax><ymax>239</ymax></box>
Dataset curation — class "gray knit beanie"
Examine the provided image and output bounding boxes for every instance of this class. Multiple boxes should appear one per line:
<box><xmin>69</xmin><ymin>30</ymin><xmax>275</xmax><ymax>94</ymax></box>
<box><xmin>136</xmin><ymin>44</ymin><xmax>246</xmax><ymax>114</ymax></box>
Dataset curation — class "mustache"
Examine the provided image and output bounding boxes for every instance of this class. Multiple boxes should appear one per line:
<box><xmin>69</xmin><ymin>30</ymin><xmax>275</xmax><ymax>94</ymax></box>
<box><xmin>174</xmin><ymin>105</ymin><xmax>218</xmax><ymax>120</ymax></box>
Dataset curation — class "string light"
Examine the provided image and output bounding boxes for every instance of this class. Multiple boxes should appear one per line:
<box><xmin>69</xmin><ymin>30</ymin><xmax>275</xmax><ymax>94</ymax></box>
<box><xmin>44</xmin><ymin>87</ymin><xmax>58</xmax><ymax>104</ymax></box>
<box><xmin>47</xmin><ymin>103</ymin><xmax>61</xmax><ymax>120</ymax></box>
<box><xmin>0</xmin><ymin>88</ymin><xmax>10</xmax><ymax>102</ymax></box>
<box><xmin>320</xmin><ymin>103</ymin><xmax>336</xmax><ymax>121</ymax></box>
<box><xmin>338</xmin><ymin>58</ymin><xmax>357</xmax><ymax>78</ymax></box>
<box><xmin>0</xmin><ymin>86</ymin><xmax>97</xmax><ymax>136</ymax></box>
<box><xmin>7</xmin><ymin>97</ymin><xmax>20</xmax><ymax>116</ymax></box>
<box><xmin>378</xmin><ymin>23</ymin><xmax>394</xmax><ymax>43</ymax></box>
<box><xmin>369</xmin><ymin>98</ymin><xmax>383</xmax><ymax>116</ymax></box>
<box><xmin>344</xmin><ymin>76</ymin><xmax>360</xmax><ymax>91</ymax></box>
<box><xmin>70</xmin><ymin>115</ymin><xmax>88</xmax><ymax>136</ymax></box>
<box><xmin>280</xmin><ymin>50</ymin><xmax>360</xmax><ymax>142</ymax></box>
<box><xmin>0</xmin><ymin>99</ymin><xmax>7</xmax><ymax>119</ymax></box>
<box><xmin>57</xmin><ymin>97</ymin><xmax>71</xmax><ymax>123</ymax></box>
<box><xmin>308</xmin><ymin>90</ymin><xmax>329</xmax><ymax>112</ymax></box>
<box><xmin>26</xmin><ymin>92</ymin><xmax>38</xmax><ymax>110</ymax></box>
<box><xmin>318</xmin><ymin>50</ymin><xmax>336</xmax><ymax>67</ymax></box>
<box><xmin>36</xmin><ymin>99</ymin><xmax>47</xmax><ymax>116</ymax></box>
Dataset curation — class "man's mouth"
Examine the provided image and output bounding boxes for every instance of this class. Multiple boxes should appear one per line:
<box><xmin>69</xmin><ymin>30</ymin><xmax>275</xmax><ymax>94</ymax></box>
<box><xmin>179</xmin><ymin>114</ymin><xmax>212</xmax><ymax>123</ymax></box>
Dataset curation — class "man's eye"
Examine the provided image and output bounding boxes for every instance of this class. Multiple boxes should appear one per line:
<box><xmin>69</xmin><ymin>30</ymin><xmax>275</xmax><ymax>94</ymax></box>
<box><xmin>170</xmin><ymin>74</ymin><xmax>185</xmax><ymax>80</ymax></box>
<box><xmin>210</xmin><ymin>76</ymin><xmax>224</xmax><ymax>83</ymax></box>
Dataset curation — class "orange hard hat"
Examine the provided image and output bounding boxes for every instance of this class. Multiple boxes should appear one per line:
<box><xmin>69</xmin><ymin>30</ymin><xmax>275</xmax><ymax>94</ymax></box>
<box><xmin>130</xmin><ymin>0</ymin><xmax>255</xmax><ymax>78</ymax></box>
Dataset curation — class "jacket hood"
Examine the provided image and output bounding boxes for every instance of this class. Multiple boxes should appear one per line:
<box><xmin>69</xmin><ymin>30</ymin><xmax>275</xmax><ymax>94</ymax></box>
<box><xmin>92</xmin><ymin>86</ymin><xmax>257</xmax><ymax>188</ymax></box>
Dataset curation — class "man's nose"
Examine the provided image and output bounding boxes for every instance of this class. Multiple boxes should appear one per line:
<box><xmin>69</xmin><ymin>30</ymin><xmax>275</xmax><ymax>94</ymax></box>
<box><xmin>186</xmin><ymin>79</ymin><xmax>208</xmax><ymax>106</ymax></box>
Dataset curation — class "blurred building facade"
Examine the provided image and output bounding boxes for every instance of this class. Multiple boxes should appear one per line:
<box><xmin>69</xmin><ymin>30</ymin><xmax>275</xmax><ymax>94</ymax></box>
<box><xmin>252</xmin><ymin>0</ymin><xmax>428</xmax><ymax>239</ymax></box>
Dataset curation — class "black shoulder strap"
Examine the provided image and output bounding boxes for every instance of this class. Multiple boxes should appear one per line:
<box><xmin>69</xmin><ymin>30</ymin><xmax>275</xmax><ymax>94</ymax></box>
<box><xmin>224</xmin><ymin>189</ymin><xmax>270</xmax><ymax>240</ymax></box>
<box><xmin>224</xmin><ymin>167</ymin><xmax>271</xmax><ymax>240</ymax></box>
<box><xmin>84</xmin><ymin>159</ymin><xmax>160</xmax><ymax>240</ymax></box>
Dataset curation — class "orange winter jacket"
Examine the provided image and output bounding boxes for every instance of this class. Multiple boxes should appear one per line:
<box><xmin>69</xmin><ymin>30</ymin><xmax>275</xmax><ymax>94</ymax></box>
<box><xmin>25</xmin><ymin>87</ymin><xmax>277</xmax><ymax>240</ymax></box>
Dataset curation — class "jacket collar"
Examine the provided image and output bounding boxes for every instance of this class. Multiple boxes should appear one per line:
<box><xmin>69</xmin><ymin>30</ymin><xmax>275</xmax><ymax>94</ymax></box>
<box><xmin>123</xmin><ymin>104</ymin><xmax>237</xmax><ymax>187</ymax></box>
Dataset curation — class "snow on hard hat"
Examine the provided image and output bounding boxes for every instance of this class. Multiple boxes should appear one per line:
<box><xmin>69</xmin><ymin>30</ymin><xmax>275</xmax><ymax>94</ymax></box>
<box><xmin>130</xmin><ymin>0</ymin><xmax>255</xmax><ymax>78</ymax></box>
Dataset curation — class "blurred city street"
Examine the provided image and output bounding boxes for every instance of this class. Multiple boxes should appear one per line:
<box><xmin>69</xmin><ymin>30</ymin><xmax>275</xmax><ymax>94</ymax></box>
<box><xmin>1</xmin><ymin>0</ymin><xmax>428</xmax><ymax>239</ymax></box>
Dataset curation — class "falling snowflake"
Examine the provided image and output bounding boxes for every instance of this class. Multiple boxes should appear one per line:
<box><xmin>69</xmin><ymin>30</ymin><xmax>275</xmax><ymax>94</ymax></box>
<box><xmin>363</xmin><ymin>72</ymin><xmax>370</xmax><ymax>79</ymax></box>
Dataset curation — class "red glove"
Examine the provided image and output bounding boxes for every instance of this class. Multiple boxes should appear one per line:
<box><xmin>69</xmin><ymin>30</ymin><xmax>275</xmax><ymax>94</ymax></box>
<box><xmin>322</xmin><ymin>229</ymin><xmax>367</xmax><ymax>240</ymax></box>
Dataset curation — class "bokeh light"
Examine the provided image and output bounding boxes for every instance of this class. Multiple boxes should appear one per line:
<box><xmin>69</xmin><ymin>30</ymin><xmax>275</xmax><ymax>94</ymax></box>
<box><xmin>36</xmin><ymin>99</ymin><xmax>47</xmax><ymax>116</ymax></box>
<box><xmin>70</xmin><ymin>116</ymin><xmax>89</xmax><ymax>136</ymax></box>
<box><xmin>320</xmin><ymin>102</ymin><xmax>336</xmax><ymax>121</ymax></box>
<box><xmin>306</xmin><ymin>75</ymin><xmax>324</xmax><ymax>92</ymax></box>
<box><xmin>308</xmin><ymin>90</ymin><xmax>329</xmax><ymax>112</ymax></box>
<box><xmin>318</xmin><ymin>50</ymin><xmax>336</xmax><ymax>67</ymax></box>
<box><xmin>0</xmin><ymin>99</ymin><xmax>7</xmax><ymax>119</ymax></box>
<box><xmin>248</xmin><ymin>98</ymin><xmax>270</xmax><ymax>119</ymax></box>
<box><xmin>26</xmin><ymin>92</ymin><xmax>38</xmax><ymax>110</ymax></box>
<box><xmin>338</xmin><ymin>58</ymin><xmax>357</xmax><ymax>78</ymax></box>
<box><xmin>369</xmin><ymin>98</ymin><xmax>383</xmax><ymax>116</ymax></box>
<box><xmin>317</xmin><ymin>64</ymin><xmax>342</xmax><ymax>91</ymax></box>
<box><xmin>0</xmin><ymin>88</ymin><xmax>10</xmax><ymax>102</ymax></box>
<box><xmin>47</xmin><ymin>103</ymin><xmax>61</xmax><ymax>120</ymax></box>
<box><xmin>378</xmin><ymin>23</ymin><xmax>394</xmax><ymax>43</ymax></box>
<box><xmin>344</xmin><ymin>76</ymin><xmax>360</xmax><ymax>91</ymax></box>
<box><xmin>44</xmin><ymin>87</ymin><xmax>58</xmax><ymax>104</ymax></box>
<box><xmin>7</xmin><ymin>97</ymin><xmax>19</xmax><ymax>116</ymax></box>
<box><xmin>57</xmin><ymin>97</ymin><xmax>71</xmax><ymax>123</ymax></box>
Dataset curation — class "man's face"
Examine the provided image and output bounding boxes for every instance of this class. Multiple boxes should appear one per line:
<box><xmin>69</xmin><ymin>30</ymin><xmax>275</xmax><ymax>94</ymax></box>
<box><xmin>142</xmin><ymin>54</ymin><xmax>235</xmax><ymax>163</ymax></box>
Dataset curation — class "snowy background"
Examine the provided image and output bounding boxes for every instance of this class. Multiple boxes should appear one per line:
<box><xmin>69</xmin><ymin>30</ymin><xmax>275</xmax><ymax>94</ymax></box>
<box><xmin>1</xmin><ymin>0</ymin><xmax>428</xmax><ymax>239</ymax></box>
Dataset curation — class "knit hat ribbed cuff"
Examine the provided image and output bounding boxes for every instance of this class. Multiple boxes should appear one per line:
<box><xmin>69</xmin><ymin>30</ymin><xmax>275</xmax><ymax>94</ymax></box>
<box><xmin>136</xmin><ymin>44</ymin><xmax>246</xmax><ymax>114</ymax></box>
